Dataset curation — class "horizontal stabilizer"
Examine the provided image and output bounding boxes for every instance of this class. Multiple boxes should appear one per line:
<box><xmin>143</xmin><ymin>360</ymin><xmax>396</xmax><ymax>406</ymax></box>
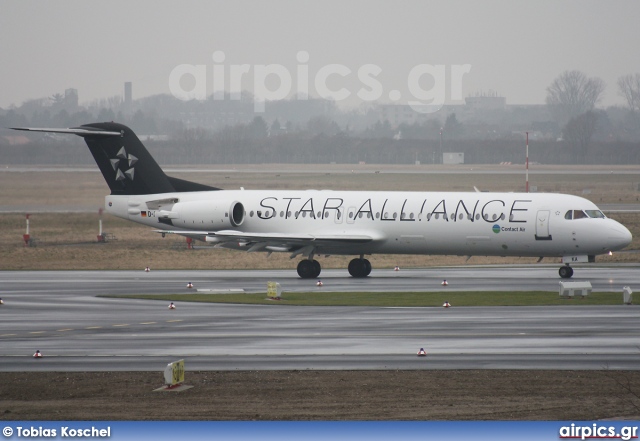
<box><xmin>12</xmin><ymin>127</ymin><xmax>121</xmax><ymax>137</ymax></box>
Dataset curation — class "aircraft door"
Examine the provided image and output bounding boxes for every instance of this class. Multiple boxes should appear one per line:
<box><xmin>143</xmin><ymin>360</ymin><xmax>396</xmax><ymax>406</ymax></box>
<box><xmin>535</xmin><ymin>210</ymin><xmax>552</xmax><ymax>240</ymax></box>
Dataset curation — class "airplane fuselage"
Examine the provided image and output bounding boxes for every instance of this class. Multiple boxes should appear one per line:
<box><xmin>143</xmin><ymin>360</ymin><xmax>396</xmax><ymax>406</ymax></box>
<box><xmin>107</xmin><ymin>189</ymin><xmax>631</xmax><ymax>259</ymax></box>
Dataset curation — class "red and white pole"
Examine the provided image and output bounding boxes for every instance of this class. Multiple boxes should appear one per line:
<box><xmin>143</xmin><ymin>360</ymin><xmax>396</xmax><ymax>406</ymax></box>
<box><xmin>23</xmin><ymin>214</ymin><xmax>30</xmax><ymax>246</ymax></box>
<box><xmin>525</xmin><ymin>131</ymin><xmax>529</xmax><ymax>193</ymax></box>
<box><xmin>98</xmin><ymin>208</ymin><xmax>104</xmax><ymax>242</ymax></box>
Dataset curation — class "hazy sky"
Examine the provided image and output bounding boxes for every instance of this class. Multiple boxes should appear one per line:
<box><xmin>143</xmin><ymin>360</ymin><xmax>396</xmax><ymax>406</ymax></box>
<box><xmin>2</xmin><ymin>0</ymin><xmax>639</xmax><ymax>109</ymax></box>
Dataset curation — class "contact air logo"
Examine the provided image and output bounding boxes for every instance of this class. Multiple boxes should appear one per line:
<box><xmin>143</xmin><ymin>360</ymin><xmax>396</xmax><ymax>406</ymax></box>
<box><xmin>492</xmin><ymin>225</ymin><xmax>501</xmax><ymax>234</ymax></box>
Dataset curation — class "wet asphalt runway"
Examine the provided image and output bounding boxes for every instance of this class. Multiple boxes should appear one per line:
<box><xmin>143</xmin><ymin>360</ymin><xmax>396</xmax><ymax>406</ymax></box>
<box><xmin>0</xmin><ymin>266</ymin><xmax>639</xmax><ymax>371</ymax></box>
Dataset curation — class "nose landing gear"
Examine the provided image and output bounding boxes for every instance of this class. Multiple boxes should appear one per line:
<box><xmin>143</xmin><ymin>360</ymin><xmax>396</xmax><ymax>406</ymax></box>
<box><xmin>559</xmin><ymin>265</ymin><xmax>574</xmax><ymax>279</ymax></box>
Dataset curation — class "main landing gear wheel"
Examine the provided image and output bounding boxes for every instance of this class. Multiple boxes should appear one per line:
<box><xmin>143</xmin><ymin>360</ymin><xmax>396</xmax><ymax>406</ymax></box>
<box><xmin>297</xmin><ymin>259</ymin><xmax>321</xmax><ymax>279</ymax></box>
<box><xmin>559</xmin><ymin>266</ymin><xmax>574</xmax><ymax>279</ymax></box>
<box><xmin>348</xmin><ymin>258</ymin><xmax>372</xmax><ymax>278</ymax></box>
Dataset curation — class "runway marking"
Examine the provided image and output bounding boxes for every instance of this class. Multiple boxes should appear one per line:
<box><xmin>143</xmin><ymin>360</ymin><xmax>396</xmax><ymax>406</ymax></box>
<box><xmin>2</xmin><ymin>320</ymin><xmax>188</xmax><ymax>339</ymax></box>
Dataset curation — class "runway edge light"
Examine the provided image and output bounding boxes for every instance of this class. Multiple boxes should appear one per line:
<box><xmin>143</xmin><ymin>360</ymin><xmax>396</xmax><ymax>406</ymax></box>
<box><xmin>417</xmin><ymin>348</ymin><xmax>427</xmax><ymax>357</ymax></box>
<box><xmin>441</xmin><ymin>279</ymin><xmax>449</xmax><ymax>286</ymax></box>
<box><xmin>443</xmin><ymin>301</ymin><xmax>451</xmax><ymax>308</ymax></box>
<box><xmin>186</xmin><ymin>282</ymin><xmax>193</xmax><ymax>289</ymax></box>
<box><xmin>33</xmin><ymin>350</ymin><xmax>43</xmax><ymax>359</ymax></box>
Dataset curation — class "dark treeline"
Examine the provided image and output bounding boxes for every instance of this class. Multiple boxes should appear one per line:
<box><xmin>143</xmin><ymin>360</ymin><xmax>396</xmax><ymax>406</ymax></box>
<box><xmin>2</xmin><ymin>131</ymin><xmax>639</xmax><ymax>166</ymax></box>
<box><xmin>2</xmin><ymin>73</ymin><xmax>640</xmax><ymax>166</ymax></box>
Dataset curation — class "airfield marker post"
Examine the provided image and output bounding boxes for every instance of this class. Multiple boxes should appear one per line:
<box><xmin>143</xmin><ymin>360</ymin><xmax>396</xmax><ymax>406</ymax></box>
<box><xmin>23</xmin><ymin>213</ymin><xmax>31</xmax><ymax>246</ymax></box>
<box><xmin>525</xmin><ymin>131</ymin><xmax>529</xmax><ymax>193</ymax></box>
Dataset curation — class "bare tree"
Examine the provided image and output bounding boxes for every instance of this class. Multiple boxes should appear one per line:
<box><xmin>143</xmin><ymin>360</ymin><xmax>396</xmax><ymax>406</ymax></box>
<box><xmin>546</xmin><ymin>70</ymin><xmax>605</xmax><ymax>125</ymax></box>
<box><xmin>617</xmin><ymin>73</ymin><xmax>640</xmax><ymax>112</ymax></box>
<box><xmin>562</xmin><ymin>111</ymin><xmax>599</xmax><ymax>163</ymax></box>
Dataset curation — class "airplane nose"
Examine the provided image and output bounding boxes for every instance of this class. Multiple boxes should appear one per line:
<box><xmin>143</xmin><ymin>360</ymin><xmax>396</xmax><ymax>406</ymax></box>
<box><xmin>608</xmin><ymin>224</ymin><xmax>633</xmax><ymax>250</ymax></box>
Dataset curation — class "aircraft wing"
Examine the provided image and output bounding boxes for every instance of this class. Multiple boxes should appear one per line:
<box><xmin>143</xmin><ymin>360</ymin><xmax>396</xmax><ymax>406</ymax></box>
<box><xmin>154</xmin><ymin>229</ymin><xmax>380</xmax><ymax>253</ymax></box>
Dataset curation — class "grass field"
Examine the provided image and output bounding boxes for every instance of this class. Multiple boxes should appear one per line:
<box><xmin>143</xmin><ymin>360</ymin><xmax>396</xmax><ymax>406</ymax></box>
<box><xmin>104</xmin><ymin>290</ymin><xmax>625</xmax><ymax>307</ymax></box>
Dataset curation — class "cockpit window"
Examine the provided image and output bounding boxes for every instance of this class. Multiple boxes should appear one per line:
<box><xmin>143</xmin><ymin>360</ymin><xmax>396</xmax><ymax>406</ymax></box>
<box><xmin>585</xmin><ymin>210</ymin><xmax>606</xmax><ymax>219</ymax></box>
<box><xmin>565</xmin><ymin>209</ymin><xmax>606</xmax><ymax>220</ymax></box>
<box><xmin>573</xmin><ymin>210</ymin><xmax>588</xmax><ymax>219</ymax></box>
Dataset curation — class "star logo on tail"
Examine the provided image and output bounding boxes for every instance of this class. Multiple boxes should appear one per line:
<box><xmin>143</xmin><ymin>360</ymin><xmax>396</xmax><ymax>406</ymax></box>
<box><xmin>110</xmin><ymin>146</ymin><xmax>137</xmax><ymax>181</ymax></box>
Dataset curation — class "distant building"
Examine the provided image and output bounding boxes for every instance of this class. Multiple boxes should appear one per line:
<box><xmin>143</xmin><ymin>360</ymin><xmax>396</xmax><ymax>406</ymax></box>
<box><xmin>124</xmin><ymin>82</ymin><xmax>132</xmax><ymax>105</ymax></box>
<box><xmin>443</xmin><ymin>152</ymin><xmax>464</xmax><ymax>164</ymax></box>
<box><xmin>464</xmin><ymin>91</ymin><xmax>506</xmax><ymax>110</ymax></box>
<box><xmin>378</xmin><ymin>104</ymin><xmax>431</xmax><ymax>127</ymax></box>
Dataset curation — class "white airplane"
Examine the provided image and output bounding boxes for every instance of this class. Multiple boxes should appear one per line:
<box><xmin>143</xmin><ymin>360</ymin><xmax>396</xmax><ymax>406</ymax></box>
<box><xmin>13</xmin><ymin>122</ymin><xmax>632</xmax><ymax>279</ymax></box>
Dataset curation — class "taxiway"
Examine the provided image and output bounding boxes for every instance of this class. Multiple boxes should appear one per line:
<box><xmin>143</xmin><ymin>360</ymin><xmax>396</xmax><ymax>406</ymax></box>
<box><xmin>0</xmin><ymin>266</ymin><xmax>638</xmax><ymax>371</ymax></box>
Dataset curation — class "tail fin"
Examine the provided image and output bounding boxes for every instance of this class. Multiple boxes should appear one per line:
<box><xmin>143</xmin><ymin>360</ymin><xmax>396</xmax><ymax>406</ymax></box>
<box><xmin>13</xmin><ymin>122</ymin><xmax>218</xmax><ymax>195</ymax></box>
